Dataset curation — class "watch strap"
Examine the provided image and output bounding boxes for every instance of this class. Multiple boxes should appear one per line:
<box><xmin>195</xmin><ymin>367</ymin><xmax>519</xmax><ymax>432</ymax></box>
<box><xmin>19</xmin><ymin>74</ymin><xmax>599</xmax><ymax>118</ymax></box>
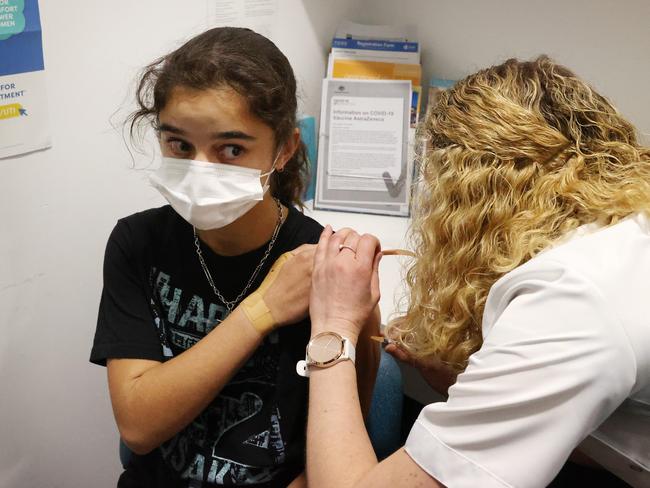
<box><xmin>344</xmin><ymin>338</ymin><xmax>356</xmax><ymax>364</ymax></box>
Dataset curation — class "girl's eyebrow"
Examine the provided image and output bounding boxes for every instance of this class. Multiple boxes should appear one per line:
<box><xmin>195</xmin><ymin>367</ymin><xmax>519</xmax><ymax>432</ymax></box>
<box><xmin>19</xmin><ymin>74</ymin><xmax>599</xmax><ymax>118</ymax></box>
<box><xmin>158</xmin><ymin>123</ymin><xmax>185</xmax><ymax>135</ymax></box>
<box><xmin>212</xmin><ymin>130</ymin><xmax>256</xmax><ymax>141</ymax></box>
<box><xmin>158</xmin><ymin>123</ymin><xmax>256</xmax><ymax>141</ymax></box>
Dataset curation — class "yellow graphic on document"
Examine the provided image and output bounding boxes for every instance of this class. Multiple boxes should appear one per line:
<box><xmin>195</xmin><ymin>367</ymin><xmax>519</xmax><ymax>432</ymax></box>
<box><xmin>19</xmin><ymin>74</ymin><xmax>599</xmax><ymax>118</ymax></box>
<box><xmin>0</xmin><ymin>103</ymin><xmax>26</xmax><ymax>120</ymax></box>
<box><xmin>332</xmin><ymin>59</ymin><xmax>421</xmax><ymax>85</ymax></box>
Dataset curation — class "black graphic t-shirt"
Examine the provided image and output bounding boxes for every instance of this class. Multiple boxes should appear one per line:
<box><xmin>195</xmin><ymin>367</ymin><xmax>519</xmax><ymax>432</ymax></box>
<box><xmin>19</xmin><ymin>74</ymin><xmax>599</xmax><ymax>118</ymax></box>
<box><xmin>90</xmin><ymin>204</ymin><xmax>323</xmax><ymax>488</ymax></box>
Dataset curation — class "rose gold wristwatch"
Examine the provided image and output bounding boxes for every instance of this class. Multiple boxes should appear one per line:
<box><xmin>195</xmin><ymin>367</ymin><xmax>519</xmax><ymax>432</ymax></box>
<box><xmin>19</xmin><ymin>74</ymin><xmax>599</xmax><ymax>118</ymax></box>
<box><xmin>296</xmin><ymin>331</ymin><xmax>356</xmax><ymax>378</ymax></box>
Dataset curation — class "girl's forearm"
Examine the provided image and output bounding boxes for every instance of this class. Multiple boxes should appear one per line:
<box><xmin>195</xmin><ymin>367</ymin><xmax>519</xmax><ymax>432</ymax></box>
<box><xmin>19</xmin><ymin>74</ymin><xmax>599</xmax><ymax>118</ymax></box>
<box><xmin>109</xmin><ymin>306</ymin><xmax>264</xmax><ymax>454</ymax></box>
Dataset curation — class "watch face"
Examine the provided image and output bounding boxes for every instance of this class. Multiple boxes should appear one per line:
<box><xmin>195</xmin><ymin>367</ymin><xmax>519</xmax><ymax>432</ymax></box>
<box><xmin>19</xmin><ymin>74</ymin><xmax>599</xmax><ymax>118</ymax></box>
<box><xmin>308</xmin><ymin>332</ymin><xmax>344</xmax><ymax>365</ymax></box>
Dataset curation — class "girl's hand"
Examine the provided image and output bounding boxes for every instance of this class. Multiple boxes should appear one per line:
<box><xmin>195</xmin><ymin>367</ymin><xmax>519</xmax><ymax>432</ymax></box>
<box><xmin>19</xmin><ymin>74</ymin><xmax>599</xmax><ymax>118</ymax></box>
<box><xmin>262</xmin><ymin>244</ymin><xmax>316</xmax><ymax>327</ymax></box>
<box><xmin>384</xmin><ymin>343</ymin><xmax>458</xmax><ymax>397</ymax></box>
<box><xmin>310</xmin><ymin>226</ymin><xmax>382</xmax><ymax>341</ymax></box>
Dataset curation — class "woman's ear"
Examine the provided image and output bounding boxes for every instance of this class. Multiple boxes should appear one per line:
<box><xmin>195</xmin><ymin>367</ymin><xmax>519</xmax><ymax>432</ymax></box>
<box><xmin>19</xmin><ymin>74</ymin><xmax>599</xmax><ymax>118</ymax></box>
<box><xmin>277</xmin><ymin>128</ymin><xmax>301</xmax><ymax>172</ymax></box>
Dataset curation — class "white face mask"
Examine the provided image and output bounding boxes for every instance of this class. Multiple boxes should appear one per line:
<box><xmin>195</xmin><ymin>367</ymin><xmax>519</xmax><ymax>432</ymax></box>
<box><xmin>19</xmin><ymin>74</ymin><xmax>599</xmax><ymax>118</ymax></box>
<box><xmin>149</xmin><ymin>154</ymin><xmax>279</xmax><ymax>230</ymax></box>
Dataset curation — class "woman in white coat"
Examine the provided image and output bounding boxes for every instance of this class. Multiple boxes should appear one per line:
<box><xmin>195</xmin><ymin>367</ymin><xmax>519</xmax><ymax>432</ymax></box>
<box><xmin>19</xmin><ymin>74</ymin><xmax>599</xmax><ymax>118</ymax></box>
<box><xmin>304</xmin><ymin>56</ymin><xmax>650</xmax><ymax>488</ymax></box>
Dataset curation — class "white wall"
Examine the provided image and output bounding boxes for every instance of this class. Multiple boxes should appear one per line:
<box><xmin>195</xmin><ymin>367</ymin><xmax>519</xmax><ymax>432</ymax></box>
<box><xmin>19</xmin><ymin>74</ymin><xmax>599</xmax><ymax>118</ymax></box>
<box><xmin>1</xmin><ymin>1</ymin><xmax>649</xmax><ymax>486</ymax></box>
<box><xmin>0</xmin><ymin>1</ymin><xmax>361</xmax><ymax>487</ymax></box>
<box><xmin>355</xmin><ymin>0</ymin><xmax>650</xmax><ymax>143</ymax></box>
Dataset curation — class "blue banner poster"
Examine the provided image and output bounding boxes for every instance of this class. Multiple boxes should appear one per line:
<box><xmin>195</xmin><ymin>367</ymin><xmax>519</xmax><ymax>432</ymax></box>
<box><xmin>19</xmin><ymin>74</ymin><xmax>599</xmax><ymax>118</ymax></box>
<box><xmin>0</xmin><ymin>0</ymin><xmax>50</xmax><ymax>158</ymax></box>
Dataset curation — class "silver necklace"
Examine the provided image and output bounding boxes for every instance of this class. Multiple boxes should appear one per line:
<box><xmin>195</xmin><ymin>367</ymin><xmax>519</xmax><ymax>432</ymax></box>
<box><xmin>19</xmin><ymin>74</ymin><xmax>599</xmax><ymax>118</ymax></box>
<box><xmin>193</xmin><ymin>198</ymin><xmax>283</xmax><ymax>312</ymax></box>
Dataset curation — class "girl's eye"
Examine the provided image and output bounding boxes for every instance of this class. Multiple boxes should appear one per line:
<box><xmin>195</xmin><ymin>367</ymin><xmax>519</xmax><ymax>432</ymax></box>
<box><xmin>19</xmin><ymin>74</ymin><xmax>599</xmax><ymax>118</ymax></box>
<box><xmin>219</xmin><ymin>145</ymin><xmax>244</xmax><ymax>161</ymax></box>
<box><xmin>167</xmin><ymin>139</ymin><xmax>192</xmax><ymax>155</ymax></box>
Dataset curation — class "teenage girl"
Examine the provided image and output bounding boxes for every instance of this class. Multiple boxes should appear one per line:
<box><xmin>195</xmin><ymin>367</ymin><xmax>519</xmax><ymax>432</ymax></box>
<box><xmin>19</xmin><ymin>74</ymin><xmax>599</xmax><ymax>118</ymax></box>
<box><xmin>90</xmin><ymin>27</ymin><xmax>379</xmax><ymax>488</ymax></box>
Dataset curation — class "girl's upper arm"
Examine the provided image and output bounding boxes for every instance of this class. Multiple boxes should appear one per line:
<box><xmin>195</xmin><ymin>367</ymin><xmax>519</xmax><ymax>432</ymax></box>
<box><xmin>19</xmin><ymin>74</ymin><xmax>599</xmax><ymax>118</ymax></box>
<box><xmin>91</xmin><ymin>220</ymin><xmax>165</xmax><ymax>366</ymax></box>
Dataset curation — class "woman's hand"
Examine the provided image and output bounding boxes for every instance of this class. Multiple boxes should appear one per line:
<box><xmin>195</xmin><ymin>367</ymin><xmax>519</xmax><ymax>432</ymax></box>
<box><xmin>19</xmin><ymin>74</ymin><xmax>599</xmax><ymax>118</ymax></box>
<box><xmin>310</xmin><ymin>226</ymin><xmax>382</xmax><ymax>341</ymax></box>
<box><xmin>384</xmin><ymin>343</ymin><xmax>458</xmax><ymax>397</ymax></box>
<box><xmin>262</xmin><ymin>244</ymin><xmax>316</xmax><ymax>327</ymax></box>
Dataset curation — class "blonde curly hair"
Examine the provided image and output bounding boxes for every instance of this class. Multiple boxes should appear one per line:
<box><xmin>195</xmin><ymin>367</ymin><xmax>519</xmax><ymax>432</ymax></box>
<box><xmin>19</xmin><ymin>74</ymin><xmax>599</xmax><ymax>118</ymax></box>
<box><xmin>387</xmin><ymin>56</ymin><xmax>650</xmax><ymax>371</ymax></box>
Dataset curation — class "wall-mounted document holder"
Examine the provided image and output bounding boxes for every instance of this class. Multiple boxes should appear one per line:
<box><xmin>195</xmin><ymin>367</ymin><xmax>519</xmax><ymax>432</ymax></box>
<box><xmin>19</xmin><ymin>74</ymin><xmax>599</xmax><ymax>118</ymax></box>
<box><xmin>315</xmin><ymin>78</ymin><xmax>414</xmax><ymax>217</ymax></box>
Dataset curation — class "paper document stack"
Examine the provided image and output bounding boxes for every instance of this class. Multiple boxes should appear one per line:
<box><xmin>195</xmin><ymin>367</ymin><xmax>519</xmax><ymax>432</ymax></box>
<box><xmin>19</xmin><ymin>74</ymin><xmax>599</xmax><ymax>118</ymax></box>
<box><xmin>327</xmin><ymin>21</ymin><xmax>422</xmax><ymax>127</ymax></box>
<box><xmin>314</xmin><ymin>21</ymin><xmax>418</xmax><ymax>217</ymax></box>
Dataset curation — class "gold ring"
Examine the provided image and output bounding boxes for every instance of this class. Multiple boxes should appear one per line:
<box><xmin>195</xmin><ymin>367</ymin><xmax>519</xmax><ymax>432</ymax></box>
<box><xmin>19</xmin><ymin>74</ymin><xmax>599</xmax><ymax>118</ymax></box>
<box><xmin>338</xmin><ymin>244</ymin><xmax>356</xmax><ymax>253</ymax></box>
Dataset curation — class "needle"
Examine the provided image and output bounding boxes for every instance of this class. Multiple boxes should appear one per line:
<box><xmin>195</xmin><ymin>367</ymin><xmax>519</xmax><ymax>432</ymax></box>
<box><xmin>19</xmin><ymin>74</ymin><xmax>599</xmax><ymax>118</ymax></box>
<box><xmin>370</xmin><ymin>335</ymin><xmax>397</xmax><ymax>347</ymax></box>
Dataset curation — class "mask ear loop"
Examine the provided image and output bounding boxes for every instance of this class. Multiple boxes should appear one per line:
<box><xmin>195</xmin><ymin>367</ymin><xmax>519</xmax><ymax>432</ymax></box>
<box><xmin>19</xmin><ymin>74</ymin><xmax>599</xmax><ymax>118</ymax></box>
<box><xmin>260</xmin><ymin>147</ymin><xmax>284</xmax><ymax>186</ymax></box>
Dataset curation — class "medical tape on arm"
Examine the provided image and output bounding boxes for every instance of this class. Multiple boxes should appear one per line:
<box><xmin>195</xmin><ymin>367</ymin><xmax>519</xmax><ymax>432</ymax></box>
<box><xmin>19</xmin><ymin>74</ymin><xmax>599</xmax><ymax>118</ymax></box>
<box><xmin>241</xmin><ymin>251</ymin><xmax>294</xmax><ymax>334</ymax></box>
